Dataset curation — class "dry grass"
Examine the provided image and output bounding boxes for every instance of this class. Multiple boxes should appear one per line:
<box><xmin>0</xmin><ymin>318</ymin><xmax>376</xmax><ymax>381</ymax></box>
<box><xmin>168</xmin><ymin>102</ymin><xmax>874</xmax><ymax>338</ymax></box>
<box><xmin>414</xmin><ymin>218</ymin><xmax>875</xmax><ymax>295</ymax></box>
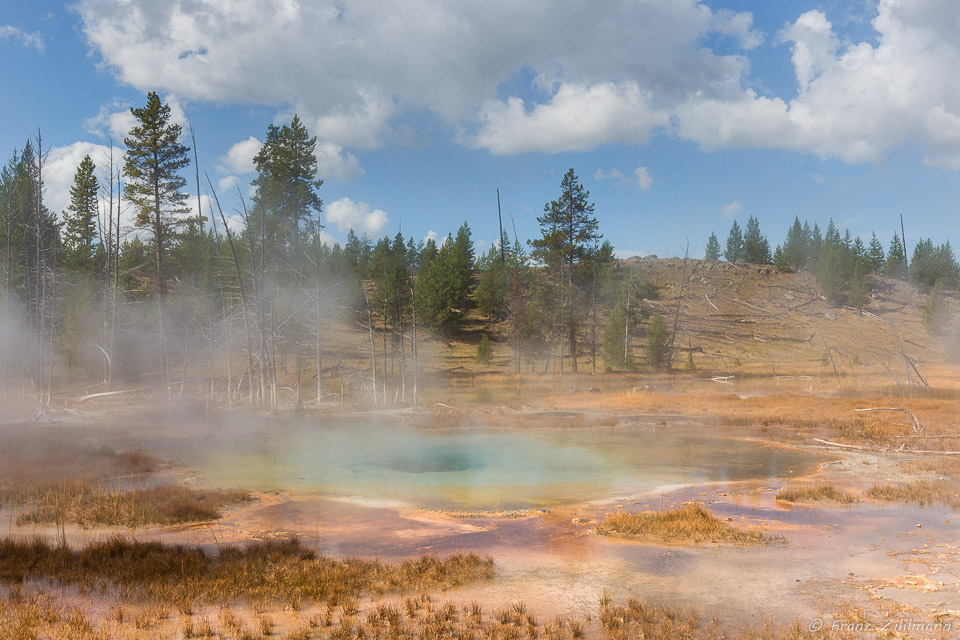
<box><xmin>0</xmin><ymin>535</ymin><xmax>495</xmax><ymax>606</ymax></box>
<box><xmin>17</xmin><ymin>483</ymin><xmax>251</xmax><ymax>527</ymax></box>
<box><xmin>0</xmin><ymin>583</ymin><xmax>875</xmax><ymax>640</ymax></box>
<box><xmin>775</xmin><ymin>484</ymin><xmax>857</xmax><ymax>504</ymax></box>
<box><xmin>866</xmin><ymin>482</ymin><xmax>960</xmax><ymax>509</ymax></box>
<box><xmin>596</xmin><ymin>504</ymin><xmax>780</xmax><ymax>545</ymax></box>
<box><xmin>0</xmin><ymin>430</ymin><xmax>157</xmax><ymax>509</ymax></box>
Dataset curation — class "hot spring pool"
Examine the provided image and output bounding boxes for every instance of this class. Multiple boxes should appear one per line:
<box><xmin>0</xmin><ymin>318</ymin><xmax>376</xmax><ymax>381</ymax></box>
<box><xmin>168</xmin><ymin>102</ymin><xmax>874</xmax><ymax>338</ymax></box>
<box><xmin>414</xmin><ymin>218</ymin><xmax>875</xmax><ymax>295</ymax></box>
<box><xmin>141</xmin><ymin>416</ymin><xmax>825</xmax><ymax>509</ymax></box>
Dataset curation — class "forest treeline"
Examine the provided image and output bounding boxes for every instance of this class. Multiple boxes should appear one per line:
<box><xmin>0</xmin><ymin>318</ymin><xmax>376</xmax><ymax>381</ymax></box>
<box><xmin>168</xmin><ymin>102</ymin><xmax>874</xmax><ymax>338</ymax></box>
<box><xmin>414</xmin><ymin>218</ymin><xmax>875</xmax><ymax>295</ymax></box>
<box><xmin>1</xmin><ymin>93</ymin><xmax>957</xmax><ymax>408</ymax></box>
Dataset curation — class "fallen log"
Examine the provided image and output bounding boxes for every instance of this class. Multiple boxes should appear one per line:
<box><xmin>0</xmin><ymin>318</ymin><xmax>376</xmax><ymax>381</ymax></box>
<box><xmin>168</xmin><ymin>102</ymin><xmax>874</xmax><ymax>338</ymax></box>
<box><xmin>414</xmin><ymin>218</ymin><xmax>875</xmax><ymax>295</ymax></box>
<box><xmin>854</xmin><ymin>400</ymin><xmax>923</xmax><ymax>433</ymax></box>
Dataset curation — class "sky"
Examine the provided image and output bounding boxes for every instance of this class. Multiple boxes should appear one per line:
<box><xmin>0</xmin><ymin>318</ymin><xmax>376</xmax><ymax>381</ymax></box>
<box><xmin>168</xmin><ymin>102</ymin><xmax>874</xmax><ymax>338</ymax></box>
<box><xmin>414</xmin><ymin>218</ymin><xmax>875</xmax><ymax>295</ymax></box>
<box><xmin>2</xmin><ymin>0</ymin><xmax>960</xmax><ymax>259</ymax></box>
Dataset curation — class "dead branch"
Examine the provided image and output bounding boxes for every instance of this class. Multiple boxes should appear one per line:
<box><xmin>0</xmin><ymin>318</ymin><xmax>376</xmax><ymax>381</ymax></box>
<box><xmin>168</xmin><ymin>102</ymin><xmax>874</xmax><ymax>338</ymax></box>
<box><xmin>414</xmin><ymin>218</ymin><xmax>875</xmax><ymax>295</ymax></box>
<box><xmin>813</xmin><ymin>438</ymin><xmax>866</xmax><ymax>450</ymax></box>
<box><xmin>854</xmin><ymin>400</ymin><xmax>923</xmax><ymax>432</ymax></box>
<box><xmin>818</xmin><ymin>331</ymin><xmax>841</xmax><ymax>388</ymax></box>
<box><xmin>703</xmin><ymin>294</ymin><xmax>719</xmax><ymax>311</ymax></box>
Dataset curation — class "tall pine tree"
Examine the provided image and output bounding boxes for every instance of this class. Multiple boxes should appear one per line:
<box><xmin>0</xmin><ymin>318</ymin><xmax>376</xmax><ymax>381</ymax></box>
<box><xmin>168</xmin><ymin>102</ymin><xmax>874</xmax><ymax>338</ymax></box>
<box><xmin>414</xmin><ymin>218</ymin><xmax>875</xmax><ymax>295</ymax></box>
<box><xmin>61</xmin><ymin>155</ymin><xmax>100</xmax><ymax>273</ymax></box>
<box><xmin>530</xmin><ymin>169</ymin><xmax>601</xmax><ymax>373</ymax></box>
<box><xmin>123</xmin><ymin>92</ymin><xmax>191</xmax><ymax>297</ymax></box>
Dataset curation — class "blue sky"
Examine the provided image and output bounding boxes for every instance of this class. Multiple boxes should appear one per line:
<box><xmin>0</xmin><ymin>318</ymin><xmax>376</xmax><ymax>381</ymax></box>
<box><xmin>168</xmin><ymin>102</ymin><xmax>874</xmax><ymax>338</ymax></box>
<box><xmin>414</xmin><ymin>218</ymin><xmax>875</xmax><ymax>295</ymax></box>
<box><xmin>2</xmin><ymin>0</ymin><xmax>959</xmax><ymax>258</ymax></box>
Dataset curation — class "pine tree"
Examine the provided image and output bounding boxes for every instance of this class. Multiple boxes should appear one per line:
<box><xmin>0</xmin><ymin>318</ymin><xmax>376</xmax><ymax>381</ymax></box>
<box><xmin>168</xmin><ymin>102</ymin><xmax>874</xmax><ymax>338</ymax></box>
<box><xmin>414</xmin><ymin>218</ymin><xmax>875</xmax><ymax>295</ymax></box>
<box><xmin>743</xmin><ymin>215</ymin><xmax>771</xmax><ymax>264</ymax></box>
<box><xmin>476</xmin><ymin>334</ymin><xmax>493</xmax><ymax>364</ymax></box>
<box><xmin>476</xmin><ymin>233</ymin><xmax>514</xmax><ymax>319</ymax></box>
<box><xmin>123</xmin><ymin>92</ymin><xmax>191</xmax><ymax>297</ymax></box>
<box><xmin>704</xmin><ymin>232</ymin><xmax>721</xmax><ymax>260</ymax></box>
<box><xmin>781</xmin><ymin>217</ymin><xmax>808</xmax><ymax>269</ymax></box>
<box><xmin>922</xmin><ymin>282</ymin><xmax>948</xmax><ymax>335</ymax></box>
<box><xmin>61</xmin><ymin>155</ymin><xmax>99</xmax><ymax>273</ymax></box>
<box><xmin>866</xmin><ymin>233</ymin><xmax>886</xmax><ymax>273</ymax></box>
<box><xmin>646</xmin><ymin>312</ymin><xmax>669</xmax><ymax>369</ymax></box>
<box><xmin>251</xmin><ymin>115</ymin><xmax>323</xmax><ymax>257</ymax></box>
<box><xmin>724</xmin><ymin>220</ymin><xmax>743</xmax><ymax>262</ymax></box>
<box><xmin>885</xmin><ymin>234</ymin><xmax>907</xmax><ymax>279</ymax></box>
<box><xmin>420</xmin><ymin>222</ymin><xmax>475</xmax><ymax>333</ymax></box>
<box><xmin>530</xmin><ymin>168</ymin><xmax>600</xmax><ymax>373</ymax></box>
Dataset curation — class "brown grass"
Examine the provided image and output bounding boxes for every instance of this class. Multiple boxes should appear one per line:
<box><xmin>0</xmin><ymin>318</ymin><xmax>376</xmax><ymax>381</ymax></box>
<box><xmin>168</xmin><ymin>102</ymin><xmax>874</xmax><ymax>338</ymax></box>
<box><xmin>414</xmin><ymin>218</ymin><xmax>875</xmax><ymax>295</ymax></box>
<box><xmin>0</xmin><ymin>535</ymin><xmax>495</xmax><ymax>605</ymax></box>
<box><xmin>596</xmin><ymin>504</ymin><xmax>780</xmax><ymax>545</ymax></box>
<box><xmin>17</xmin><ymin>483</ymin><xmax>251</xmax><ymax>527</ymax></box>
<box><xmin>0</xmin><ymin>430</ymin><xmax>157</xmax><ymax>509</ymax></box>
<box><xmin>866</xmin><ymin>482</ymin><xmax>960</xmax><ymax>508</ymax></box>
<box><xmin>0</xmin><ymin>582</ymin><xmax>875</xmax><ymax>640</ymax></box>
<box><xmin>775</xmin><ymin>484</ymin><xmax>857</xmax><ymax>504</ymax></box>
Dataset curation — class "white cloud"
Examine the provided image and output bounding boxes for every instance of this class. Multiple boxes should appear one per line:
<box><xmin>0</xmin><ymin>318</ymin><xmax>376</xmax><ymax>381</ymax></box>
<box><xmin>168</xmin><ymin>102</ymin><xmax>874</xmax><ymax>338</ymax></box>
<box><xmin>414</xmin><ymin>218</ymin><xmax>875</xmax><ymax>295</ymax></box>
<box><xmin>315</xmin><ymin>142</ymin><xmax>364</xmax><ymax>183</ymax></box>
<box><xmin>595</xmin><ymin>166</ymin><xmax>654</xmax><ymax>190</ymax></box>
<box><xmin>721</xmin><ymin>201</ymin><xmax>742</xmax><ymax>219</ymax></box>
<box><xmin>72</xmin><ymin>0</ymin><xmax>960</xmax><ymax>170</ymax></box>
<box><xmin>84</xmin><ymin>94</ymin><xmax>189</xmax><ymax>143</ymax></box>
<box><xmin>474</xmin><ymin>82</ymin><xmax>669</xmax><ymax>154</ymax></box>
<box><xmin>84</xmin><ymin>100</ymin><xmax>137</xmax><ymax>142</ymax></box>
<box><xmin>594</xmin><ymin>168</ymin><xmax>626</xmax><ymax>182</ymax></box>
<box><xmin>217</xmin><ymin>175</ymin><xmax>240</xmax><ymax>192</ymax></box>
<box><xmin>711</xmin><ymin>9</ymin><xmax>763</xmax><ymax>50</ymax></box>
<box><xmin>634</xmin><ymin>166</ymin><xmax>654</xmax><ymax>191</ymax></box>
<box><xmin>45</xmin><ymin>141</ymin><xmax>113</xmax><ymax>217</ymax></box>
<box><xmin>0</xmin><ymin>25</ymin><xmax>45</xmax><ymax>53</ymax></box>
<box><xmin>678</xmin><ymin>2</ymin><xmax>960</xmax><ymax>167</ymax></box>
<box><xmin>217</xmin><ymin>137</ymin><xmax>261</xmax><ymax>175</ymax></box>
<box><xmin>325</xmin><ymin>197</ymin><xmax>388</xmax><ymax>235</ymax></box>
<box><xmin>75</xmin><ymin>0</ymin><xmax>756</xmax><ymax>154</ymax></box>
<box><xmin>423</xmin><ymin>230</ymin><xmax>438</xmax><ymax>244</ymax></box>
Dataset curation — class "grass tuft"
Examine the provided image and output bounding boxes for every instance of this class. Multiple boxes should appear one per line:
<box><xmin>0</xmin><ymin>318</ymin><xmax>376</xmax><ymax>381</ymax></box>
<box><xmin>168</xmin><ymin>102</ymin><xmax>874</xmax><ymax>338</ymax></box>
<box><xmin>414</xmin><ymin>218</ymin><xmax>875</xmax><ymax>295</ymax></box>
<box><xmin>596</xmin><ymin>504</ymin><xmax>780</xmax><ymax>545</ymax></box>
<box><xmin>775</xmin><ymin>484</ymin><xmax>857</xmax><ymax>504</ymax></box>
<box><xmin>866</xmin><ymin>481</ymin><xmax>960</xmax><ymax>508</ymax></box>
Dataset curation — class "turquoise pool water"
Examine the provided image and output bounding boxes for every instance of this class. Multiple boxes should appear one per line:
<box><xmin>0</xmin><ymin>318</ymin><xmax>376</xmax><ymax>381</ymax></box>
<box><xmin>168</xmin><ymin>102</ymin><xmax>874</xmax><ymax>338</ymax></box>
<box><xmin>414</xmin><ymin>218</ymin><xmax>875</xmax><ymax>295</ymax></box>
<box><xmin>143</xmin><ymin>416</ymin><xmax>824</xmax><ymax>509</ymax></box>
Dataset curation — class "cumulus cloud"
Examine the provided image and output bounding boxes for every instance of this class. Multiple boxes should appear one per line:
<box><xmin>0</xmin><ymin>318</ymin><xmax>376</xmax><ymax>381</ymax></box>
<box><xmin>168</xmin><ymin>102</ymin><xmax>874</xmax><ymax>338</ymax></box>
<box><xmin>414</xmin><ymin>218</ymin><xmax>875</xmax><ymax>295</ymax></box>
<box><xmin>595</xmin><ymin>166</ymin><xmax>654</xmax><ymax>190</ymax></box>
<box><xmin>325</xmin><ymin>197</ymin><xmax>388</xmax><ymax>235</ymax></box>
<box><xmin>72</xmin><ymin>0</ymin><xmax>960</xmax><ymax>169</ymax></box>
<box><xmin>75</xmin><ymin>0</ymin><xmax>756</xmax><ymax>154</ymax></box>
<box><xmin>679</xmin><ymin>2</ymin><xmax>960</xmax><ymax>167</ymax></box>
<box><xmin>218</xmin><ymin>137</ymin><xmax>261</xmax><ymax>175</ymax></box>
<box><xmin>0</xmin><ymin>25</ymin><xmax>45</xmax><ymax>53</ymax></box>
<box><xmin>634</xmin><ymin>166</ymin><xmax>654</xmax><ymax>191</ymax></box>
<box><xmin>315</xmin><ymin>142</ymin><xmax>364</xmax><ymax>183</ymax></box>
<box><xmin>84</xmin><ymin>100</ymin><xmax>137</xmax><ymax>141</ymax></box>
<box><xmin>475</xmin><ymin>82</ymin><xmax>669</xmax><ymax>154</ymax></box>
<box><xmin>721</xmin><ymin>201</ymin><xmax>742</xmax><ymax>219</ymax></box>
<box><xmin>84</xmin><ymin>94</ymin><xmax>189</xmax><ymax>142</ymax></box>
<box><xmin>45</xmin><ymin>141</ymin><xmax>113</xmax><ymax>217</ymax></box>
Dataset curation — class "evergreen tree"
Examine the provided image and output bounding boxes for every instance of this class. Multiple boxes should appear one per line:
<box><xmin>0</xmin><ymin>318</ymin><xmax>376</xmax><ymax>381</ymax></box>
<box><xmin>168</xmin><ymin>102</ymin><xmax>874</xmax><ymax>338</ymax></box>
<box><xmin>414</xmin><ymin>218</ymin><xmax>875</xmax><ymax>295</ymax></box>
<box><xmin>743</xmin><ymin>215</ymin><xmax>771</xmax><ymax>264</ymax></box>
<box><xmin>781</xmin><ymin>217</ymin><xmax>809</xmax><ymax>270</ymax></box>
<box><xmin>910</xmin><ymin>239</ymin><xmax>958</xmax><ymax>290</ymax></box>
<box><xmin>529</xmin><ymin>168</ymin><xmax>600</xmax><ymax>373</ymax></box>
<box><xmin>922</xmin><ymin>282</ymin><xmax>948</xmax><ymax>335</ymax></box>
<box><xmin>420</xmin><ymin>222</ymin><xmax>475</xmax><ymax>333</ymax></box>
<box><xmin>885</xmin><ymin>233</ymin><xmax>907</xmax><ymax>279</ymax></box>
<box><xmin>866</xmin><ymin>233</ymin><xmax>886</xmax><ymax>273</ymax></box>
<box><xmin>250</xmin><ymin>114</ymin><xmax>323</xmax><ymax>259</ymax></box>
<box><xmin>123</xmin><ymin>92</ymin><xmax>191</xmax><ymax>297</ymax></box>
<box><xmin>476</xmin><ymin>233</ymin><xmax>515</xmax><ymax>319</ymax></box>
<box><xmin>645</xmin><ymin>312</ymin><xmax>669</xmax><ymax>369</ymax></box>
<box><xmin>846</xmin><ymin>258</ymin><xmax>871</xmax><ymax>308</ymax></box>
<box><xmin>61</xmin><ymin>154</ymin><xmax>100</xmax><ymax>273</ymax></box>
<box><xmin>724</xmin><ymin>220</ymin><xmax>743</xmax><ymax>262</ymax></box>
<box><xmin>704</xmin><ymin>232</ymin><xmax>721</xmax><ymax>260</ymax></box>
<box><xmin>476</xmin><ymin>334</ymin><xmax>493</xmax><ymax>364</ymax></box>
